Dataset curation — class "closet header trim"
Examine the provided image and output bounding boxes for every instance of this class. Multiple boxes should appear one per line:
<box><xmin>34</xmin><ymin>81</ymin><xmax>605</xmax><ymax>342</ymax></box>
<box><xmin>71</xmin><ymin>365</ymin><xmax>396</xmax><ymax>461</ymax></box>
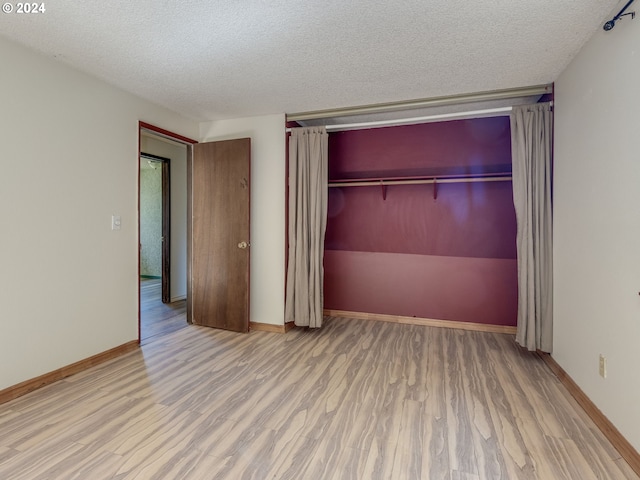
<box><xmin>286</xmin><ymin>84</ymin><xmax>552</xmax><ymax>122</ymax></box>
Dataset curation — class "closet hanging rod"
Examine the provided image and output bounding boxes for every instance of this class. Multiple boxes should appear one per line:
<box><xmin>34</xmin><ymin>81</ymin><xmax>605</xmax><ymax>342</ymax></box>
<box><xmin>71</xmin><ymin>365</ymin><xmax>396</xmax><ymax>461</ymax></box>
<box><xmin>329</xmin><ymin>172</ymin><xmax>512</xmax><ymax>188</ymax></box>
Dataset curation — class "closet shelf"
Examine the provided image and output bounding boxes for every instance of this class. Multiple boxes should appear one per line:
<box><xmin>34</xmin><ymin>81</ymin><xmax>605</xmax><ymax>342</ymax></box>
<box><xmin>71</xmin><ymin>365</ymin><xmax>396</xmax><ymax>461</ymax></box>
<box><xmin>328</xmin><ymin>172</ymin><xmax>512</xmax><ymax>200</ymax></box>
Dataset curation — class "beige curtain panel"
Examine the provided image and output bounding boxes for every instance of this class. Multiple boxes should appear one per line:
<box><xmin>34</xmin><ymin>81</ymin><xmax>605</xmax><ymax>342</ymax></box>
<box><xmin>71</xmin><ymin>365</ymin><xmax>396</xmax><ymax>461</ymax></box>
<box><xmin>285</xmin><ymin>127</ymin><xmax>329</xmax><ymax>328</ymax></box>
<box><xmin>511</xmin><ymin>103</ymin><xmax>554</xmax><ymax>352</ymax></box>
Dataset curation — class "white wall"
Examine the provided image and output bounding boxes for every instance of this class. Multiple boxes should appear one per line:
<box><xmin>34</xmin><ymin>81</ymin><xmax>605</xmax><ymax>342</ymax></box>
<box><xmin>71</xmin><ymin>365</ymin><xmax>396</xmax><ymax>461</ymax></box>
<box><xmin>200</xmin><ymin>115</ymin><xmax>286</xmax><ymax>325</ymax></box>
<box><xmin>0</xmin><ymin>36</ymin><xmax>198</xmax><ymax>391</ymax></box>
<box><xmin>140</xmin><ymin>134</ymin><xmax>188</xmax><ymax>301</ymax></box>
<box><xmin>554</xmin><ymin>18</ymin><xmax>640</xmax><ymax>450</ymax></box>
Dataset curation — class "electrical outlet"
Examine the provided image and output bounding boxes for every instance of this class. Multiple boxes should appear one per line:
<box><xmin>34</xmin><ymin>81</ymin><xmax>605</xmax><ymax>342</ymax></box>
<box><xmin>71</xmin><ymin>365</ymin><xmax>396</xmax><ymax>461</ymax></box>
<box><xmin>599</xmin><ymin>354</ymin><xmax>607</xmax><ymax>378</ymax></box>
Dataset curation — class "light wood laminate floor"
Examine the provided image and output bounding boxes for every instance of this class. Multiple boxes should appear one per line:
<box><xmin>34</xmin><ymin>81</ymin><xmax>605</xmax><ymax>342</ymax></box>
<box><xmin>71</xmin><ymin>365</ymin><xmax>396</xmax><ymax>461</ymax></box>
<box><xmin>140</xmin><ymin>278</ymin><xmax>187</xmax><ymax>344</ymax></box>
<box><xmin>0</xmin><ymin>316</ymin><xmax>637</xmax><ymax>479</ymax></box>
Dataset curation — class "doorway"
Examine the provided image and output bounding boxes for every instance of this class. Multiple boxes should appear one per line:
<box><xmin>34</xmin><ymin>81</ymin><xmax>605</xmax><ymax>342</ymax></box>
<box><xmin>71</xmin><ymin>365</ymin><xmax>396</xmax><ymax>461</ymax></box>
<box><xmin>137</xmin><ymin>123</ymin><xmax>251</xmax><ymax>339</ymax></box>
<box><xmin>140</xmin><ymin>153</ymin><xmax>170</xmax><ymax>302</ymax></box>
<box><xmin>138</xmin><ymin>123</ymin><xmax>195</xmax><ymax>342</ymax></box>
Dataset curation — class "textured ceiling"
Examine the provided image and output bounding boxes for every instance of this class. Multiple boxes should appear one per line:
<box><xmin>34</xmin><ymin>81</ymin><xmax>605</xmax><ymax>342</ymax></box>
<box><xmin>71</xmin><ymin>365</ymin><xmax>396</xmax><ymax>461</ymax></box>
<box><xmin>0</xmin><ymin>0</ymin><xmax>623</xmax><ymax>122</ymax></box>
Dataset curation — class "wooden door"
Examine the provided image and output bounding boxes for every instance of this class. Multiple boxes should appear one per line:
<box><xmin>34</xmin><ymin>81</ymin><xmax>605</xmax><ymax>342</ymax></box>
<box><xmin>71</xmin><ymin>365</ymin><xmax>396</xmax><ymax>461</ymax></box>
<box><xmin>189</xmin><ymin>138</ymin><xmax>251</xmax><ymax>332</ymax></box>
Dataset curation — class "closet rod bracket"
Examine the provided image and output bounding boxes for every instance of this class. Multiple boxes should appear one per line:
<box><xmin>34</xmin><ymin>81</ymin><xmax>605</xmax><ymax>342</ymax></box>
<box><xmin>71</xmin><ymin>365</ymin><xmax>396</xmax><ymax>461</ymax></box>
<box><xmin>380</xmin><ymin>180</ymin><xmax>387</xmax><ymax>200</ymax></box>
<box><xmin>433</xmin><ymin>178</ymin><xmax>438</xmax><ymax>200</ymax></box>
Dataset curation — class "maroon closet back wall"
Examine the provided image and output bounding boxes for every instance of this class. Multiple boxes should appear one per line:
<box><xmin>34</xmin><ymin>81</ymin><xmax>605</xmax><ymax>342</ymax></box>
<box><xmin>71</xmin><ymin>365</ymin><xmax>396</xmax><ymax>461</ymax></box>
<box><xmin>324</xmin><ymin>117</ymin><xmax>518</xmax><ymax>326</ymax></box>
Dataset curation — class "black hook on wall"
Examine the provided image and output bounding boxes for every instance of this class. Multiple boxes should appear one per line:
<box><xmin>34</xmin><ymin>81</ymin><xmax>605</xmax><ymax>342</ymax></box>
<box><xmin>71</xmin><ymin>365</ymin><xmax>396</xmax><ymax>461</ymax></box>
<box><xmin>603</xmin><ymin>0</ymin><xmax>636</xmax><ymax>31</ymax></box>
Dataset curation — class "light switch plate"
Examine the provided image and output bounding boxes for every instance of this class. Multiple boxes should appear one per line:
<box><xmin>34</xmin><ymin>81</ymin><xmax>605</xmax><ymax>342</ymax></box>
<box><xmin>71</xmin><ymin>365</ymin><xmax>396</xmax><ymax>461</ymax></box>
<box><xmin>111</xmin><ymin>215</ymin><xmax>121</xmax><ymax>231</ymax></box>
<box><xmin>599</xmin><ymin>354</ymin><xmax>607</xmax><ymax>378</ymax></box>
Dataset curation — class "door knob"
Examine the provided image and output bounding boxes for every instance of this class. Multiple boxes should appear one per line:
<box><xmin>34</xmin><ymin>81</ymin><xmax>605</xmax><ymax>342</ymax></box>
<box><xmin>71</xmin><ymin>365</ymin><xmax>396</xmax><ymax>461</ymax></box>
<box><xmin>238</xmin><ymin>241</ymin><xmax>248</xmax><ymax>249</ymax></box>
